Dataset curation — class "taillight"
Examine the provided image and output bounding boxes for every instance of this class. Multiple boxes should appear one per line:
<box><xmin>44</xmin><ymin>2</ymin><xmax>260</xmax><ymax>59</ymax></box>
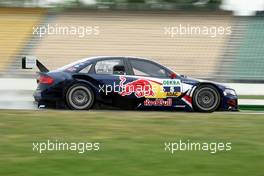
<box><xmin>38</xmin><ymin>75</ymin><xmax>54</xmax><ymax>85</ymax></box>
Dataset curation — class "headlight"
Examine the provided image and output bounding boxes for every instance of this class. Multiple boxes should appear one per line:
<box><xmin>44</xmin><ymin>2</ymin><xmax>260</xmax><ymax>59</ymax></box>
<box><xmin>224</xmin><ymin>89</ymin><xmax>237</xmax><ymax>96</ymax></box>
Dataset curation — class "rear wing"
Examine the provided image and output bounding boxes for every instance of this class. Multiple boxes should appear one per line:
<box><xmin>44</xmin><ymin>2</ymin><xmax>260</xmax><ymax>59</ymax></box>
<box><xmin>22</xmin><ymin>56</ymin><xmax>49</xmax><ymax>72</ymax></box>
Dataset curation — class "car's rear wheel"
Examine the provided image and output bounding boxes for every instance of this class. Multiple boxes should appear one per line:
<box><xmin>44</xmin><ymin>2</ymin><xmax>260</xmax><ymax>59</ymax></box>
<box><xmin>66</xmin><ymin>83</ymin><xmax>94</xmax><ymax>110</ymax></box>
<box><xmin>193</xmin><ymin>85</ymin><xmax>220</xmax><ymax>112</ymax></box>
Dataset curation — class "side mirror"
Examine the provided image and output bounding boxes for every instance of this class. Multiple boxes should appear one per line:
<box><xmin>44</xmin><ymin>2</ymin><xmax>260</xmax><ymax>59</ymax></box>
<box><xmin>113</xmin><ymin>65</ymin><xmax>125</xmax><ymax>75</ymax></box>
<box><xmin>169</xmin><ymin>73</ymin><xmax>177</xmax><ymax>79</ymax></box>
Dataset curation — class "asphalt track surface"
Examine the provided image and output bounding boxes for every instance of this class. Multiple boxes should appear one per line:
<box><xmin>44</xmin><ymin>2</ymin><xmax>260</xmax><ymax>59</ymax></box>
<box><xmin>0</xmin><ymin>90</ymin><xmax>36</xmax><ymax>110</ymax></box>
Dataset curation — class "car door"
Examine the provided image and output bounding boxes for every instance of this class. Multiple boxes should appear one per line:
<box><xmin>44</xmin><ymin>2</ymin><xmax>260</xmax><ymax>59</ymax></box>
<box><xmin>123</xmin><ymin>58</ymin><xmax>183</xmax><ymax>108</ymax></box>
<box><xmin>87</xmin><ymin>58</ymin><xmax>140</xmax><ymax>106</ymax></box>
<box><xmin>88</xmin><ymin>57</ymin><xmax>144</xmax><ymax>108</ymax></box>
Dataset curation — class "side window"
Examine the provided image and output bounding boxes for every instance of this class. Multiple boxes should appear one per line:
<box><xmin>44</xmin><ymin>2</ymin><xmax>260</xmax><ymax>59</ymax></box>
<box><xmin>95</xmin><ymin>59</ymin><xmax>124</xmax><ymax>75</ymax></box>
<box><xmin>79</xmin><ymin>64</ymin><xmax>92</xmax><ymax>73</ymax></box>
<box><xmin>130</xmin><ymin>59</ymin><xmax>168</xmax><ymax>77</ymax></box>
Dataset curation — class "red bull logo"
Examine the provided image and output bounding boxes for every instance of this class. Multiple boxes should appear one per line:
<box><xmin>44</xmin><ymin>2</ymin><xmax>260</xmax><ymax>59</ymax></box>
<box><xmin>144</xmin><ymin>98</ymin><xmax>172</xmax><ymax>106</ymax></box>
<box><xmin>118</xmin><ymin>76</ymin><xmax>155</xmax><ymax>98</ymax></box>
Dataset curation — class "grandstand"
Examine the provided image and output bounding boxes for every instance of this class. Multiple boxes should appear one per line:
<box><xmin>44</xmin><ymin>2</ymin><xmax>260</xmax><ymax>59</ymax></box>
<box><xmin>232</xmin><ymin>15</ymin><xmax>264</xmax><ymax>81</ymax></box>
<box><xmin>0</xmin><ymin>7</ymin><xmax>263</xmax><ymax>82</ymax></box>
<box><xmin>218</xmin><ymin>15</ymin><xmax>264</xmax><ymax>82</ymax></box>
<box><xmin>3</xmin><ymin>10</ymin><xmax>232</xmax><ymax>79</ymax></box>
<box><xmin>0</xmin><ymin>8</ymin><xmax>45</xmax><ymax>76</ymax></box>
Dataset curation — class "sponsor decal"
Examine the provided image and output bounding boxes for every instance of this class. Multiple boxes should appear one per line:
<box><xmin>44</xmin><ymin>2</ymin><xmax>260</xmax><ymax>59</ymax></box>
<box><xmin>174</xmin><ymin>105</ymin><xmax>186</xmax><ymax>108</ymax></box>
<box><xmin>66</xmin><ymin>62</ymin><xmax>86</xmax><ymax>72</ymax></box>
<box><xmin>163</xmin><ymin>79</ymin><xmax>181</xmax><ymax>86</ymax></box>
<box><xmin>163</xmin><ymin>79</ymin><xmax>182</xmax><ymax>96</ymax></box>
<box><xmin>118</xmin><ymin>76</ymin><xmax>155</xmax><ymax>98</ymax></box>
<box><xmin>100</xmin><ymin>76</ymin><xmax>184</xmax><ymax>99</ymax></box>
<box><xmin>144</xmin><ymin>98</ymin><xmax>172</xmax><ymax>107</ymax></box>
<box><xmin>67</xmin><ymin>67</ymin><xmax>77</xmax><ymax>72</ymax></box>
<box><xmin>166</xmin><ymin>92</ymin><xmax>181</xmax><ymax>97</ymax></box>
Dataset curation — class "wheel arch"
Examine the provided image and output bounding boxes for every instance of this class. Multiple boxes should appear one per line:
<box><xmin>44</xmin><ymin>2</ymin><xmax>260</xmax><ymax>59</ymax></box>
<box><xmin>62</xmin><ymin>78</ymin><xmax>100</xmax><ymax>103</ymax></box>
<box><xmin>192</xmin><ymin>82</ymin><xmax>223</xmax><ymax>111</ymax></box>
<box><xmin>64</xmin><ymin>82</ymin><xmax>95</xmax><ymax>110</ymax></box>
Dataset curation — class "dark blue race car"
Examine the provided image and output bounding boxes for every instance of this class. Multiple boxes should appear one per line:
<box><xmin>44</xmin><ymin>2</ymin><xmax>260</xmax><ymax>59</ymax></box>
<box><xmin>22</xmin><ymin>56</ymin><xmax>238</xmax><ymax>112</ymax></box>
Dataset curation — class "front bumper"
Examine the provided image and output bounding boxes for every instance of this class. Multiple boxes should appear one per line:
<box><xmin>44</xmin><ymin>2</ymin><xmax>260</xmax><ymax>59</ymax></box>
<box><xmin>221</xmin><ymin>94</ymin><xmax>239</xmax><ymax>111</ymax></box>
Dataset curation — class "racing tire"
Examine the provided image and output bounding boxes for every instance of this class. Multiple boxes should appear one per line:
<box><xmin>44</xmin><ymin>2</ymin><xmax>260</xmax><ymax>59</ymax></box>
<box><xmin>66</xmin><ymin>83</ymin><xmax>95</xmax><ymax>110</ymax></box>
<box><xmin>192</xmin><ymin>85</ymin><xmax>220</xmax><ymax>112</ymax></box>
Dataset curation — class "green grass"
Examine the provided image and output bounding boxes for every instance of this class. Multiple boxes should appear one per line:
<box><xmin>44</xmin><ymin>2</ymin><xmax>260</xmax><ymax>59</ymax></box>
<box><xmin>0</xmin><ymin>110</ymin><xmax>264</xmax><ymax>176</ymax></box>
<box><xmin>239</xmin><ymin>95</ymin><xmax>264</xmax><ymax>100</ymax></box>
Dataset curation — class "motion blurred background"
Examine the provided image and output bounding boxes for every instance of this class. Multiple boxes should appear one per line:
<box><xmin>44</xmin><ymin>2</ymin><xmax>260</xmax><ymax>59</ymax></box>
<box><xmin>0</xmin><ymin>0</ymin><xmax>264</xmax><ymax>108</ymax></box>
<box><xmin>0</xmin><ymin>0</ymin><xmax>264</xmax><ymax>81</ymax></box>
<box><xmin>0</xmin><ymin>2</ymin><xmax>264</xmax><ymax>175</ymax></box>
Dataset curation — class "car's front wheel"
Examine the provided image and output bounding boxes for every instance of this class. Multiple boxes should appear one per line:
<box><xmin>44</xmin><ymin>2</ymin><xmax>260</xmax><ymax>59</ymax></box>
<box><xmin>66</xmin><ymin>83</ymin><xmax>94</xmax><ymax>110</ymax></box>
<box><xmin>192</xmin><ymin>85</ymin><xmax>220</xmax><ymax>112</ymax></box>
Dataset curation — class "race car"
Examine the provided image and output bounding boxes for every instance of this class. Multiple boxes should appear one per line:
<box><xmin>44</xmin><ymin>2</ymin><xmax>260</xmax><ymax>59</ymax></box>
<box><xmin>22</xmin><ymin>56</ymin><xmax>238</xmax><ymax>112</ymax></box>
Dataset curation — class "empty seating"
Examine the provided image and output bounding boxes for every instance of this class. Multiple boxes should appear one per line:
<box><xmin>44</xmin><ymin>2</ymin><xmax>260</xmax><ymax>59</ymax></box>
<box><xmin>30</xmin><ymin>11</ymin><xmax>232</xmax><ymax>79</ymax></box>
<box><xmin>0</xmin><ymin>8</ymin><xmax>45</xmax><ymax>76</ymax></box>
<box><xmin>232</xmin><ymin>16</ymin><xmax>264</xmax><ymax>81</ymax></box>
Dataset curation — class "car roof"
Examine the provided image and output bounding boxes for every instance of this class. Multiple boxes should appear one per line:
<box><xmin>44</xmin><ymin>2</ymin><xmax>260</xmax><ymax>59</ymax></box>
<box><xmin>57</xmin><ymin>55</ymin><xmax>176</xmax><ymax>75</ymax></box>
<box><xmin>83</xmin><ymin>56</ymin><xmax>151</xmax><ymax>62</ymax></box>
<box><xmin>57</xmin><ymin>56</ymin><xmax>150</xmax><ymax>71</ymax></box>
<box><xmin>84</xmin><ymin>56</ymin><xmax>175</xmax><ymax>74</ymax></box>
